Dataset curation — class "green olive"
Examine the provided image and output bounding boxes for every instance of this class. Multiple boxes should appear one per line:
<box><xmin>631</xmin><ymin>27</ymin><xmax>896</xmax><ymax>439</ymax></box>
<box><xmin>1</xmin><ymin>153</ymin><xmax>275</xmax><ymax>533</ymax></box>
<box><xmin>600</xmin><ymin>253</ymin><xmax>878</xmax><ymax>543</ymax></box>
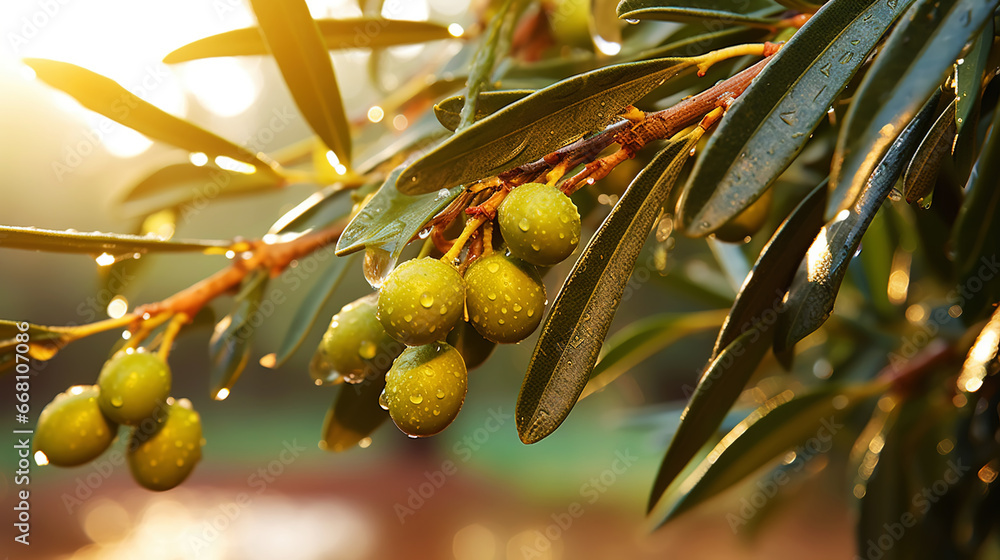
<box><xmin>127</xmin><ymin>398</ymin><xmax>203</xmax><ymax>491</ymax></box>
<box><xmin>34</xmin><ymin>385</ymin><xmax>118</xmax><ymax>467</ymax></box>
<box><xmin>498</xmin><ymin>182</ymin><xmax>581</xmax><ymax>266</ymax></box>
<box><xmin>446</xmin><ymin>321</ymin><xmax>496</xmax><ymax>370</ymax></box>
<box><xmin>464</xmin><ymin>253</ymin><xmax>546</xmax><ymax>343</ymax></box>
<box><xmin>712</xmin><ymin>187</ymin><xmax>773</xmax><ymax>243</ymax></box>
<box><xmin>97</xmin><ymin>350</ymin><xmax>171</xmax><ymax>426</ymax></box>
<box><xmin>383</xmin><ymin>342</ymin><xmax>467</xmax><ymax>437</ymax></box>
<box><xmin>376</xmin><ymin>257</ymin><xmax>466</xmax><ymax>346</ymax></box>
<box><xmin>311</xmin><ymin>293</ymin><xmax>405</xmax><ymax>384</ymax></box>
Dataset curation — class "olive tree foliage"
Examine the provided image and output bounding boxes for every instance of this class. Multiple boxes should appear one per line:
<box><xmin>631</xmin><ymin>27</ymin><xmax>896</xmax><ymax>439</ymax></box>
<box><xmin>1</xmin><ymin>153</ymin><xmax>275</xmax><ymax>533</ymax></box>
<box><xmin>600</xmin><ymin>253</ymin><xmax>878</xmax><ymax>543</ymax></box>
<box><xmin>4</xmin><ymin>0</ymin><xmax>1000</xmax><ymax>554</ymax></box>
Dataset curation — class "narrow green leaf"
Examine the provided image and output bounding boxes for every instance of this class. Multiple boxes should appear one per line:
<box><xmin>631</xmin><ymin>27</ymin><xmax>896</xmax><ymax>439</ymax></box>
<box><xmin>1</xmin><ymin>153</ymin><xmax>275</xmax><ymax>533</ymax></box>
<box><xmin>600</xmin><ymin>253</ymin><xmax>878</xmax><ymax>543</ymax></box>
<box><xmin>163</xmin><ymin>19</ymin><xmax>455</xmax><ymax>63</ymax></box>
<box><xmin>903</xmin><ymin>99</ymin><xmax>957</xmax><ymax>205</ymax></box>
<box><xmin>457</xmin><ymin>0</ymin><xmax>518</xmax><ymax>131</ymax></box>
<box><xmin>712</xmin><ymin>181</ymin><xmax>827</xmax><ymax>358</ymax></box>
<box><xmin>271</xmin><ymin>253</ymin><xmax>359</xmax><ymax>368</ymax></box>
<box><xmin>321</xmin><ymin>376</ymin><xmax>388</xmax><ymax>452</ymax></box>
<box><xmin>829</xmin><ymin>0</ymin><xmax>999</xmax><ymax>218</ymax></box>
<box><xmin>955</xmin><ymin>18</ymin><xmax>993</xmax><ymax>134</ymax></box>
<box><xmin>434</xmin><ymin>89</ymin><xmax>534</xmax><ymax>131</ymax></box>
<box><xmin>0</xmin><ymin>320</ymin><xmax>73</xmax><ymax>365</ymax></box>
<box><xmin>249</xmin><ymin>0</ymin><xmax>352</xmax><ymax>168</ymax></box>
<box><xmin>775</xmin><ymin>93</ymin><xmax>939</xmax><ymax>354</ymax></box>
<box><xmin>268</xmin><ymin>183</ymin><xmax>354</xmax><ymax>235</ymax></box>
<box><xmin>208</xmin><ymin>270</ymin><xmax>269</xmax><ymax>399</ymax></box>
<box><xmin>119</xmin><ymin>163</ymin><xmax>285</xmax><ymax>216</ymax></box>
<box><xmin>24</xmin><ymin>58</ymin><xmax>281</xmax><ymax>180</ymax></box>
<box><xmin>950</xmin><ymin>99</ymin><xmax>1000</xmax><ymax>321</ymax></box>
<box><xmin>647</xmin><ymin>326</ymin><xmax>771</xmax><ymax>511</ymax></box>
<box><xmin>335</xmin><ymin>167</ymin><xmax>461</xmax><ymax>284</ymax></box>
<box><xmin>516</xmin><ymin>134</ymin><xmax>698</xmax><ymax>445</ymax></box>
<box><xmin>616</xmin><ymin>0</ymin><xmax>783</xmax><ymax>25</ymax></box>
<box><xmin>677</xmin><ymin>0</ymin><xmax>914</xmax><ymax>236</ymax></box>
<box><xmin>398</xmin><ymin>56</ymin><xmax>697</xmax><ymax>194</ymax></box>
<box><xmin>0</xmin><ymin>225</ymin><xmax>230</xmax><ymax>255</ymax></box>
<box><xmin>650</xmin><ymin>383</ymin><xmax>878</xmax><ymax>526</ymax></box>
<box><xmin>580</xmin><ymin>310</ymin><xmax>727</xmax><ymax>400</ymax></box>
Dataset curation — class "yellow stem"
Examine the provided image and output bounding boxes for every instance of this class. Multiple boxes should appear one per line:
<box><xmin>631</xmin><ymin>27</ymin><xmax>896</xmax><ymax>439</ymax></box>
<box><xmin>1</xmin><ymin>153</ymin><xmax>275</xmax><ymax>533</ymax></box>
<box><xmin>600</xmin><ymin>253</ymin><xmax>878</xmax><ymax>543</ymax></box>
<box><xmin>124</xmin><ymin>312</ymin><xmax>172</xmax><ymax>351</ymax></box>
<box><xmin>545</xmin><ymin>159</ymin><xmax>574</xmax><ymax>187</ymax></box>
<box><xmin>157</xmin><ymin>313</ymin><xmax>189</xmax><ymax>361</ymax></box>
<box><xmin>692</xmin><ymin>43</ymin><xmax>769</xmax><ymax>77</ymax></box>
<box><xmin>620</xmin><ymin>105</ymin><xmax>646</xmax><ymax>123</ymax></box>
<box><xmin>482</xmin><ymin>220</ymin><xmax>494</xmax><ymax>257</ymax></box>
<box><xmin>63</xmin><ymin>313</ymin><xmax>139</xmax><ymax>341</ymax></box>
<box><xmin>442</xmin><ymin>216</ymin><xmax>485</xmax><ymax>264</ymax></box>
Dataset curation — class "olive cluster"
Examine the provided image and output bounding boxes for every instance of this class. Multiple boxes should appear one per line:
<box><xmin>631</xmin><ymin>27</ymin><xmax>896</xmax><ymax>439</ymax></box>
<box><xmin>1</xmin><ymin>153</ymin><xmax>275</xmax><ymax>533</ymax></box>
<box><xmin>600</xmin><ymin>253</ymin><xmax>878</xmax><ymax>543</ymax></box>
<box><xmin>34</xmin><ymin>350</ymin><xmax>203</xmax><ymax>491</ymax></box>
<box><xmin>313</xmin><ymin>183</ymin><xmax>581</xmax><ymax>439</ymax></box>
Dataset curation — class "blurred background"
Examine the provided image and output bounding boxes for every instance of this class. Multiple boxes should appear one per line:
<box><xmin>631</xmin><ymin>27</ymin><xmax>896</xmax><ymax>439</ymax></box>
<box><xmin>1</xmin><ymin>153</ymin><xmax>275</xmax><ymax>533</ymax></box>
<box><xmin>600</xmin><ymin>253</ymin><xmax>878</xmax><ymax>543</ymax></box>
<box><xmin>0</xmin><ymin>0</ymin><xmax>856</xmax><ymax>558</ymax></box>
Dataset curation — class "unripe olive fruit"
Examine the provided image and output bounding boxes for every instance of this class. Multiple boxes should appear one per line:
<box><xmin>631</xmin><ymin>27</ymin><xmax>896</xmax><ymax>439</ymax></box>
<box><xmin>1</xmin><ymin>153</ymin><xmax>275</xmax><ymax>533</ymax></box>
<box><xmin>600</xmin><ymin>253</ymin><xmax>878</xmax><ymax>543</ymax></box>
<box><xmin>97</xmin><ymin>350</ymin><xmax>171</xmax><ymax>426</ymax></box>
<box><xmin>127</xmin><ymin>398</ymin><xmax>203</xmax><ymax>491</ymax></box>
<box><xmin>712</xmin><ymin>186</ymin><xmax>773</xmax><ymax>243</ymax></box>
<box><xmin>311</xmin><ymin>293</ymin><xmax>404</xmax><ymax>384</ymax></box>
<box><xmin>377</xmin><ymin>258</ymin><xmax>466</xmax><ymax>346</ymax></box>
<box><xmin>34</xmin><ymin>385</ymin><xmax>118</xmax><ymax>467</ymax></box>
<box><xmin>464</xmin><ymin>253</ymin><xmax>546</xmax><ymax>343</ymax></box>
<box><xmin>446</xmin><ymin>321</ymin><xmax>496</xmax><ymax>370</ymax></box>
<box><xmin>498</xmin><ymin>182</ymin><xmax>581</xmax><ymax>266</ymax></box>
<box><xmin>383</xmin><ymin>342</ymin><xmax>467</xmax><ymax>437</ymax></box>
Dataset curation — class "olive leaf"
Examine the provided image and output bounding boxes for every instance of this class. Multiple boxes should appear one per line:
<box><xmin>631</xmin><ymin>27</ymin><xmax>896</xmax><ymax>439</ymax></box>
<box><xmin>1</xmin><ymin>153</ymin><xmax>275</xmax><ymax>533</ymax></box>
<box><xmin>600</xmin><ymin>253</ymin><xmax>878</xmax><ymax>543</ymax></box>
<box><xmin>955</xmin><ymin>19</ymin><xmax>993</xmax><ymax>135</ymax></box>
<box><xmin>828</xmin><ymin>0</ymin><xmax>999</xmax><ymax>218</ymax></box>
<box><xmin>580</xmin><ymin>310</ymin><xmax>727</xmax><ymax>400</ymax></box>
<box><xmin>267</xmin><ymin>183</ymin><xmax>356</xmax><ymax>235</ymax></box>
<box><xmin>456</xmin><ymin>0</ymin><xmax>519</xmax><ymax>131</ymax></box>
<box><xmin>397</xmin><ymin>56</ymin><xmax>698</xmax><ymax>194</ymax></box>
<box><xmin>650</xmin><ymin>383</ymin><xmax>880</xmax><ymax>526</ymax></box>
<box><xmin>712</xmin><ymin>181</ymin><xmax>827</xmax><ymax>357</ymax></box>
<box><xmin>950</xmin><ymin>98</ymin><xmax>1000</xmax><ymax>322</ymax></box>
<box><xmin>903</xmin><ymin>99</ymin><xmax>957</xmax><ymax>206</ymax></box>
<box><xmin>516</xmin><ymin>133</ymin><xmax>699</xmax><ymax>445</ymax></box>
<box><xmin>270</xmin><ymin>253</ymin><xmax>359</xmax><ymax>368</ymax></box>
<box><xmin>677</xmin><ymin>0</ymin><xmax>914</xmax><ymax>236</ymax></box>
<box><xmin>163</xmin><ymin>19</ymin><xmax>454</xmax><ymax>63</ymax></box>
<box><xmin>24</xmin><ymin>58</ymin><xmax>281</xmax><ymax>180</ymax></box>
<box><xmin>118</xmin><ymin>162</ymin><xmax>286</xmax><ymax>217</ymax></box>
<box><xmin>434</xmin><ymin>90</ymin><xmax>534</xmax><ymax>131</ymax></box>
<box><xmin>616</xmin><ymin>0</ymin><xmax>784</xmax><ymax>26</ymax></box>
<box><xmin>208</xmin><ymin>270</ymin><xmax>269</xmax><ymax>399</ymax></box>
<box><xmin>0</xmin><ymin>320</ymin><xmax>75</xmax><ymax>366</ymax></box>
<box><xmin>321</xmin><ymin>376</ymin><xmax>388</xmax><ymax>452</ymax></box>
<box><xmin>249</xmin><ymin>0</ymin><xmax>352</xmax><ymax>169</ymax></box>
<box><xmin>335</xmin><ymin>167</ymin><xmax>461</xmax><ymax>286</ymax></box>
<box><xmin>774</xmin><ymin>92</ymin><xmax>939</xmax><ymax>355</ymax></box>
<box><xmin>0</xmin><ymin>225</ymin><xmax>231</xmax><ymax>256</ymax></box>
<box><xmin>646</xmin><ymin>326</ymin><xmax>771</xmax><ymax>510</ymax></box>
